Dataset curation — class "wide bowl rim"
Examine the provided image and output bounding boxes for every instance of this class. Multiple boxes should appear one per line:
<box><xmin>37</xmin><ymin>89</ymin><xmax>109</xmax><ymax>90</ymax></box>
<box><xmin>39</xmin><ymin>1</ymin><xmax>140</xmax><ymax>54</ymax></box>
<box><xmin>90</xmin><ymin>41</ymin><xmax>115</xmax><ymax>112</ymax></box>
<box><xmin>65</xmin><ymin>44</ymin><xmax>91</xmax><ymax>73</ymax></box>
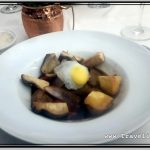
<box><xmin>0</xmin><ymin>30</ymin><xmax>150</xmax><ymax>144</ymax></box>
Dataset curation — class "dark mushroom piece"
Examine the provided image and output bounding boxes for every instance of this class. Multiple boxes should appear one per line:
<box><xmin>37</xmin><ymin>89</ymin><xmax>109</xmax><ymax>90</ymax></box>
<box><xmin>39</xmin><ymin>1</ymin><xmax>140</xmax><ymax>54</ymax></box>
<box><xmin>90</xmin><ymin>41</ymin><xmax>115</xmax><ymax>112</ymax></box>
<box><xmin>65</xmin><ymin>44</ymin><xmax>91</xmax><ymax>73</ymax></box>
<box><xmin>39</xmin><ymin>74</ymin><xmax>56</xmax><ymax>83</ymax></box>
<box><xmin>51</xmin><ymin>77</ymin><xmax>64</xmax><ymax>88</ymax></box>
<box><xmin>32</xmin><ymin>89</ymin><xmax>69</xmax><ymax>118</ymax></box>
<box><xmin>93</xmin><ymin>67</ymin><xmax>108</xmax><ymax>76</ymax></box>
<box><xmin>45</xmin><ymin>86</ymin><xmax>81</xmax><ymax>112</ymax></box>
<box><xmin>41</xmin><ymin>53</ymin><xmax>60</xmax><ymax>74</ymax></box>
<box><xmin>21</xmin><ymin>74</ymin><xmax>49</xmax><ymax>90</ymax></box>
<box><xmin>83</xmin><ymin>52</ymin><xmax>105</xmax><ymax>68</ymax></box>
<box><xmin>59</xmin><ymin>51</ymin><xmax>84</xmax><ymax>63</ymax></box>
<box><xmin>72</xmin><ymin>84</ymin><xmax>101</xmax><ymax>96</ymax></box>
<box><xmin>88</xmin><ymin>68</ymin><xmax>102</xmax><ymax>87</ymax></box>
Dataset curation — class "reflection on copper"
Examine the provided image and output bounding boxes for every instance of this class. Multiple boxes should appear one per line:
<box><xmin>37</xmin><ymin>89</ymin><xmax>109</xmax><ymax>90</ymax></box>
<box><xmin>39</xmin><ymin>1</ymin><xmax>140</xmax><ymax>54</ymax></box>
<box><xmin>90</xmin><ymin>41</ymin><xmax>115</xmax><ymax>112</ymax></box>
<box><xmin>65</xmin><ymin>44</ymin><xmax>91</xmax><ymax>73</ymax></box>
<box><xmin>22</xmin><ymin>4</ymin><xmax>64</xmax><ymax>38</ymax></box>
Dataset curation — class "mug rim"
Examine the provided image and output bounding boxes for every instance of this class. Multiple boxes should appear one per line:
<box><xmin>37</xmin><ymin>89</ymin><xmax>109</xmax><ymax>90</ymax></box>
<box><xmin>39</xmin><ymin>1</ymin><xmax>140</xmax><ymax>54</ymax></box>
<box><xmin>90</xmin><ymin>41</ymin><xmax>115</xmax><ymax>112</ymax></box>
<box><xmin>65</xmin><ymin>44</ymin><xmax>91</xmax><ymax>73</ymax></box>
<box><xmin>22</xmin><ymin>4</ymin><xmax>61</xmax><ymax>10</ymax></box>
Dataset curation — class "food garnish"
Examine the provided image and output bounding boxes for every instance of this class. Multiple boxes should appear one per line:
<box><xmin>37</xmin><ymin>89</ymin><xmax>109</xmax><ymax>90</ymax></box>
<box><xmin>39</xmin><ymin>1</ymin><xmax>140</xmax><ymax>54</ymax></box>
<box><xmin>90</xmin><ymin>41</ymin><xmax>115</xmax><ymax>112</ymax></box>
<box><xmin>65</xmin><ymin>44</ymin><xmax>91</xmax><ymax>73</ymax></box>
<box><xmin>21</xmin><ymin>51</ymin><xmax>122</xmax><ymax>121</ymax></box>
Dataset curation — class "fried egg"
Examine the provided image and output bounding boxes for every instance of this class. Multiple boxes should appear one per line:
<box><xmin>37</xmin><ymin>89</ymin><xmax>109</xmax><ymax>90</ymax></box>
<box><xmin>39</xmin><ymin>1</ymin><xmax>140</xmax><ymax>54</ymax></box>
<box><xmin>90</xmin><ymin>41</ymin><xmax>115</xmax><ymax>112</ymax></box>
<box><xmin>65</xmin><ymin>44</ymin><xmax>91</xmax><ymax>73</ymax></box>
<box><xmin>54</xmin><ymin>61</ymin><xmax>90</xmax><ymax>90</ymax></box>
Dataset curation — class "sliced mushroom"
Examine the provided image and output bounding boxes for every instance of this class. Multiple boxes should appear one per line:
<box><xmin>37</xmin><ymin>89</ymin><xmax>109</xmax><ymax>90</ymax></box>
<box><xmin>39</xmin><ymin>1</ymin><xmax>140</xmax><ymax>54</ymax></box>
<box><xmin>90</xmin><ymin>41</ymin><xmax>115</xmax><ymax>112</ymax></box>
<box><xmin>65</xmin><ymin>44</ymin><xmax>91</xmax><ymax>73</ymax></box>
<box><xmin>59</xmin><ymin>51</ymin><xmax>84</xmax><ymax>63</ymax></box>
<box><xmin>73</xmin><ymin>84</ymin><xmax>101</xmax><ymax>96</ymax></box>
<box><xmin>33</xmin><ymin>102</ymin><xmax>69</xmax><ymax>117</ymax></box>
<box><xmin>32</xmin><ymin>89</ymin><xmax>69</xmax><ymax>117</ymax></box>
<box><xmin>45</xmin><ymin>73</ymin><xmax>56</xmax><ymax>78</ymax></box>
<box><xmin>21</xmin><ymin>74</ymin><xmax>49</xmax><ymax>90</ymax></box>
<box><xmin>39</xmin><ymin>74</ymin><xmax>56</xmax><ymax>82</ymax></box>
<box><xmin>41</xmin><ymin>53</ymin><xmax>60</xmax><ymax>74</ymax></box>
<box><xmin>83</xmin><ymin>52</ymin><xmax>105</xmax><ymax>67</ymax></box>
<box><xmin>45</xmin><ymin>86</ymin><xmax>81</xmax><ymax>112</ymax></box>
<box><xmin>88</xmin><ymin>69</ymin><xmax>102</xmax><ymax>87</ymax></box>
<box><xmin>31</xmin><ymin>89</ymin><xmax>53</xmax><ymax>103</ymax></box>
<box><xmin>51</xmin><ymin>77</ymin><xmax>64</xmax><ymax>88</ymax></box>
<box><xmin>93</xmin><ymin>67</ymin><xmax>108</xmax><ymax>76</ymax></box>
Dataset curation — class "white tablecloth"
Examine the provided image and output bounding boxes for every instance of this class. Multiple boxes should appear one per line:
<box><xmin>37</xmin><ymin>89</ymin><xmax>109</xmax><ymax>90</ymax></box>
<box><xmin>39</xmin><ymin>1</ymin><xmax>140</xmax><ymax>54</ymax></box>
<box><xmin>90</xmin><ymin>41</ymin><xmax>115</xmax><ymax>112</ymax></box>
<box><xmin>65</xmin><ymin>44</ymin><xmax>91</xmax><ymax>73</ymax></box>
<box><xmin>1</xmin><ymin>4</ymin><xmax>150</xmax><ymax>145</ymax></box>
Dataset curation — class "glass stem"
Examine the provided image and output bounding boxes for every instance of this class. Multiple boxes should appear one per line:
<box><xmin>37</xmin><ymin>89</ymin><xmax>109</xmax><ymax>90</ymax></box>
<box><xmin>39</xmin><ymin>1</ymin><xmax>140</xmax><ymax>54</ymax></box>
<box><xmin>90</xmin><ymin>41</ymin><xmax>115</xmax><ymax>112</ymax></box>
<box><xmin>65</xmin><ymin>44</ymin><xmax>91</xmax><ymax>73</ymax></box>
<box><xmin>138</xmin><ymin>4</ymin><xmax>144</xmax><ymax>28</ymax></box>
<box><xmin>134</xmin><ymin>4</ymin><xmax>144</xmax><ymax>35</ymax></box>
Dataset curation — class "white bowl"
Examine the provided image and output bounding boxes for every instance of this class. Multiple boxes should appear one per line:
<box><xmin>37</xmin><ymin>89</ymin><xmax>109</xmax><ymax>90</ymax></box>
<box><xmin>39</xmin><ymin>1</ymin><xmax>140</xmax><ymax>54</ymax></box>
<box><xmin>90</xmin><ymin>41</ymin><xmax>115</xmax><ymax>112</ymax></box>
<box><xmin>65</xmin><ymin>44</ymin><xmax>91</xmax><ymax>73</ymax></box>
<box><xmin>0</xmin><ymin>31</ymin><xmax>150</xmax><ymax>144</ymax></box>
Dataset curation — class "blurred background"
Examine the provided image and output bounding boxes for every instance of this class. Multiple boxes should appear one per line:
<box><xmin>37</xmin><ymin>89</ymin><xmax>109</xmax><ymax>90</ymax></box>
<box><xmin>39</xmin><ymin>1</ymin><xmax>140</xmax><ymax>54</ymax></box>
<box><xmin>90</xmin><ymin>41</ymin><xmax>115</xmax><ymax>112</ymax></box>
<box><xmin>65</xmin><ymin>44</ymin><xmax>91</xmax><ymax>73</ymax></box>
<box><xmin>0</xmin><ymin>2</ymin><xmax>150</xmax><ymax>145</ymax></box>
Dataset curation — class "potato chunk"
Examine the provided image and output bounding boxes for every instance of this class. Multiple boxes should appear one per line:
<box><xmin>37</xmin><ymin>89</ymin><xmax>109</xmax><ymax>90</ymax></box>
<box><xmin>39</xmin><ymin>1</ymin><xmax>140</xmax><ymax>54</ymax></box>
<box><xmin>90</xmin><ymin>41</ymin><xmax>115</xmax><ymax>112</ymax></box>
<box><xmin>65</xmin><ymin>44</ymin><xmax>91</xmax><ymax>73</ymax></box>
<box><xmin>84</xmin><ymin>91</ymin><xmax>113</xmax><ymax>112</ymax></box>
<box><xmin>98</xmin><ymin>76</ymin><xmax>122</xmax><ymax>96</ymax></box>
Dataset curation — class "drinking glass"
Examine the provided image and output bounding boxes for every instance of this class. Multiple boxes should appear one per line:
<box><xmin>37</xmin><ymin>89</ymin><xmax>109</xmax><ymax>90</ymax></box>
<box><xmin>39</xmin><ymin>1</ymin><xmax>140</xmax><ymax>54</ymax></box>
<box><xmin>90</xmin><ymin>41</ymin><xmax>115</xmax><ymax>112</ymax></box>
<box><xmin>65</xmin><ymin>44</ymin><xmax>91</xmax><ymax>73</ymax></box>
<box><xmin>120</xmin><ymin>4</ymin><xmax>150</xmax><ymax>41</ymax></box>
<box><xmin>0</xmin><ymin>4</ymin><xmax>22</xmax><ymax>14</ymax></box>
<box><xmin>88</xmin><ymin>3</ymin><xmax>110</xmax><ymax>8</ymax></box>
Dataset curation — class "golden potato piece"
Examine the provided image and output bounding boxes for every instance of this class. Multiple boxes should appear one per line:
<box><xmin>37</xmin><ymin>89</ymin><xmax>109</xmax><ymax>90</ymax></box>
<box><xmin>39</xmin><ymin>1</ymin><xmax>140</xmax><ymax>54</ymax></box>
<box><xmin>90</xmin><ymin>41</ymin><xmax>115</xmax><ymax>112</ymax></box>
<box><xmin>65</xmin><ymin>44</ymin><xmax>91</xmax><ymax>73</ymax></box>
<box><xmin>98</xmin><ymin>76</ymin><xmax>122</xmax><ymax>96</ymax></box>
<box><xmin>84</xmin><ymin>91</ymin><xmax>113</xmax><ymax>112</ymax></box>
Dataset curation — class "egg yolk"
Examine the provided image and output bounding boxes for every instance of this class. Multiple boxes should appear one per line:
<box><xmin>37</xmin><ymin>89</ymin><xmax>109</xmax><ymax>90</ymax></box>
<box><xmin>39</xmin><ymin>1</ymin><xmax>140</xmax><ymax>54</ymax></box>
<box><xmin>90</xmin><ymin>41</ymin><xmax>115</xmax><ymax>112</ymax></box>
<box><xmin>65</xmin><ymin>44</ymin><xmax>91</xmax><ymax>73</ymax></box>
<box><xmin>71</xmin><ymin>65</ymin><xmax>89</xmax><ymax>86</ymax></box>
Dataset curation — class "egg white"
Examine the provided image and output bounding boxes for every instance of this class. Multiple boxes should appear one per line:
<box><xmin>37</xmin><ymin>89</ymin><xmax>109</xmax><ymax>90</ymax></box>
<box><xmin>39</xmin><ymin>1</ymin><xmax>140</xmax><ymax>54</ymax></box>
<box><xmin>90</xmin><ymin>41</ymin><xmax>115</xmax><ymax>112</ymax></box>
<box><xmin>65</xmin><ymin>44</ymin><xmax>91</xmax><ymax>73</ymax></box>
<box><xmin>54</xmin><ymin>61</ymin><xmax>87</xmax><ymax>90</ymax></box>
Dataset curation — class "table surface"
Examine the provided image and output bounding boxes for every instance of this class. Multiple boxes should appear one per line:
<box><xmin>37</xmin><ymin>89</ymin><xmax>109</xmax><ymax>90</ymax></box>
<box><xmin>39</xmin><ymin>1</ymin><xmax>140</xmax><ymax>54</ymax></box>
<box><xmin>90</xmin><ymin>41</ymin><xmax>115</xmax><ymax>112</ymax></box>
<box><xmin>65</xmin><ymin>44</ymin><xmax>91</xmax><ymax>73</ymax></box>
<box><xmin>1</xmin><ymin>4</ymin><xmax>150</xmax><ymax>145</ymax></box>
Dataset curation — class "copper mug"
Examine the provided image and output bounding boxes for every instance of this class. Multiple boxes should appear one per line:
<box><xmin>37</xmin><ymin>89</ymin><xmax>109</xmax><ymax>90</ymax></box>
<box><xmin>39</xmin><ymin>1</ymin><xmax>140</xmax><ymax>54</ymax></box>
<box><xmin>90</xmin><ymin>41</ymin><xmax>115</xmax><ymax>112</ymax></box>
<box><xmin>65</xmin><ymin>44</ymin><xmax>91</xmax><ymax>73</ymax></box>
<box><xmin>22</xmin><ymin>4</ymin><xmax>71</xmax><ymax>38</ymax></box>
